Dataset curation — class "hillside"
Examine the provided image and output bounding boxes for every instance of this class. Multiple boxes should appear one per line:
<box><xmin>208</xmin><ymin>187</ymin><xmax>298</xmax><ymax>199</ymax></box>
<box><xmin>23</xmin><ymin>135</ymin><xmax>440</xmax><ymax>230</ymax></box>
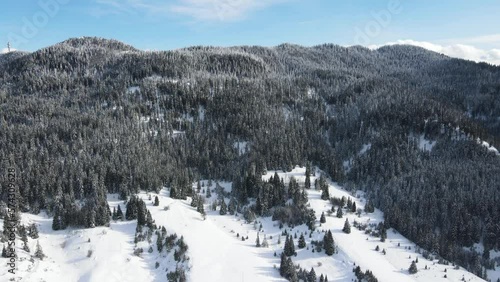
<box><xmin>1</xmin><ymin>37</ymin><xmax>500</xmax><ymax>281</ymax></box>
<box><xmin>2</xmin><ymin>167</ymin><xmax>495</xmax><ymax>281</ymax></box>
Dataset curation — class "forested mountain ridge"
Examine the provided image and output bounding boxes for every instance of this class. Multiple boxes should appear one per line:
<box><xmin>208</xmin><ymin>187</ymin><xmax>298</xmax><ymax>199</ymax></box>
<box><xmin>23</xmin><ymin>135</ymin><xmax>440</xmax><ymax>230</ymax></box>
<box><xmin>1</xmin><ymin>37</ymin><xmax>500</xmax><ymax>278</ymax></box>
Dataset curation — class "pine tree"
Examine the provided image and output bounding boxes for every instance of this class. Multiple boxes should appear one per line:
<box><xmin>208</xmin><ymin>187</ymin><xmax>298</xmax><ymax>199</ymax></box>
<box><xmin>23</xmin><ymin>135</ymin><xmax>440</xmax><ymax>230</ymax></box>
<box><xmin>336</xmin><ymin>207</ymin><xmax>343</xmax><ymax>218</ymax></box>
<box><xmin>196</xmin><ymin>198</ymin><xmax>205</xmax><ymax>215</ymax></box>
<box><xmin>320</xmin><ymin>212</ymin><xmax>326</xmax><ymax>223</ymax></box>
<box><xmin>320</xmin><ymin>175</ymin><xmax>329</xmax><ymax>200</ymax></box>
<box><xmin>409</xmin><ymin>261</ymin><xmax>418</xmax><ymax>274</ymax></box>
<box><xmin>380</xmin><ymin>224</ymin><xmax>387</xmax><ymax>242</ymax></box>
<box><xmin>154</xmin><ymin>196</ymin><xmax>160</xmax><ymax>206</ymax></box>
<box><xmin>170</xmin><ymin>186</ymin><xmax>178</xmax><ymax>199</ymax></box>
<box><xmin>228</xmin><ymin>197</ymin><xmax>236</xmax><ymax>215</ymax></box>
<box><xmin>256</xmin><ymin>233</ymin><xmax>261</xmax><ymax>247</ymax></box>
<box><xmin>146</xmin><ymin>210</ymin><xmax>154</xmax><ymax>229</ymax></box>
<box><xmin>52</xmin><ymin>205</ymin><xmax>65</xmax><ymax>230</ymax></box>
<box><xmin>298</xmin><ymin>234</ymin><xmax>306</xmax><ymax>249</ymax></box>
<box><xmin>308</xmin><ymin>267</ymin><xmax>317</xmax><ymax>282</ymax></box>
<box><xmin>346</xmin><ymin>198</ymin><xmax>352</xmax><ymax>211</ymax></box>
<box><xmin>125</xmin><ymin>197</ymin><xmax>138</xmax><ymax>220</ymax></box>
<box><xmin>157</xmin><ymin>233</ymin><xmax>164</xmax><ymax>252</ymax></box>
<box><xmin>280</xmin><ymin>253</ymin><xmax>288</xmax><ymax>277</ymax></box>
<box><xmin>137</xmin><ymin>200</ymin><xmax>147</xmax><ymax>226</ymax></box>
<box><xmin>319</xmin><ymin>274</ymin><xmax>325</xmax><ymax>282</ymax></box>
<box><xmin>324</xmin><ymin>230</ymin><xmax>335</xmax><ymax>256</ymax></box>
<box><xmin>112</xmin><ymin>207</ymin><xmax>117</xmax><ymax>220</ymax></box>
<box><xmin>342</xmin><ymin>218</ymin><xmax>351</xmax><ymax>234</ymax></box>
<box><xmin>351</xmin><ymin>202</ymin><xmax>357</xmax><ymax>213</ymax></box>
<box><xmin>305</xmin><ymin>174</ymin><xmax>311</xmax><ymax>190</ymax></box>
<box><xmin>34</xmin><ymin>241</ymin><xmax>45</xmax><ymax>260</ymax></box>
<box><xmin>29</xmin><ymin>223</ymin><xmax>39</xmax><ymax>239</ymax></box>
<box><xmin>305</xmin><ymin>164</ymin><xmax>311</xmax><ymax>189</ymax></box>
<box><xmin>262</xmin><ymin>235</ymin><xmax>269</xmax><ymax>248</ymax></box>
<box><xmin>1</xmin><ymin>245</ymin><xmax>7</xmax><ymax>258</ymax></box>
<box><xmin>284</xmin><ymin>235</ymin><xmax>296</xmax><ymax>256</ymax></box>
<box><xmin>197</xmin><ymin>180</ymin><xmax>202</xmax><ymax>193</ymax></box>
<box><xmin>364</xmin><ymin>199</ymin><xmax>375</xmax><ymax>213</ymax></box>
<box><xmin>219</xmin><ymin>199</ymin><xmax>227</xmax><ymax>215</ymax></box>
<box><xmin>116</xmin><ymin>204</ymin><xmax>123</xmax><ymax>220</ymax></box>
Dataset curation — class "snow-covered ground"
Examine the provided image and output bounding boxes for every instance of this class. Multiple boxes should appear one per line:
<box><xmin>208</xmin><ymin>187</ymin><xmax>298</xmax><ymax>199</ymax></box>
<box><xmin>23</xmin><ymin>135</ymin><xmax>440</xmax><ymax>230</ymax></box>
<box><xmin>2</xmin><ymin>166</ymin><xmax>495</xmax><ymax>281</ymax></box>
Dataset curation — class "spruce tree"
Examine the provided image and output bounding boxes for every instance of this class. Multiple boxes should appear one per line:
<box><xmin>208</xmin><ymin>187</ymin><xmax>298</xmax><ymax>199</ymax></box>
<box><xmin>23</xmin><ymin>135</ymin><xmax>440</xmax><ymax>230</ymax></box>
<box><xmin>284</xmin><ymin>235</ymin><xmax>296</xmax><ymax>256</ymax></box>
<box><xmin>286</xmin><ymin>257</ymin><xmax>295</xmax><ymax>280</ymax></box>
<box><xmin>298</xmin><ymin>234</ymin><xmax>306</xmax><ymax>249</ymax></box>
<box><xmin>336</xmin><ymin>207</ymin><xmax>343</xmax><ymax>218</ymax></box>
<box><xmin>324</xmin><ymin>230</ymin><xmax>335</xmax><ymax>256</ymax></box>
<box><xmin>52</xmin><ymin>206</ymin><xmax>65</xmax><ymax>230</ymax></box>
<box><xmin>219</xmin><ymin>199</ymin><xmax>227</xmax><ymax>215</ymax></box>
<box><xmin>157</xmin><ymin>234</ymin><xmax>164</xmax><ymax>252</ymax></box>
<box><xmin>197</xmin><ymin>181</ymin><xmax>202</xmax><ymax>193</ymax></box>
<box><xmin>364</xmin><ymin>199</ymin><xmax>374</xmax><ymax>213</ymax></box>
<box><xmin>137</xmin><ymin>200</ymin><xmax>147</xmax><ymax>226</ymax></box>
<box><xmin>279</xmin><ymin>253</ymin><xmax>288</xmax><ymax>277</ymax></box>
<box><xmin>256</xmin><ymin>233</ymin><xmax>261</xmax><ymax>247</ymax></box>
<box><xmin>30</xmin><ymin>223</ymin><xmax>39</xmax><ymax>239</ymax></box>
<box><xmin>228</xmin><ymin>197</ymin><xmax>236</xmax><ymax>215</ymax></box>
<box><xmin>342</xmin><ymin>218</ymin><xmax>351</xmax><ymax>234</ymax></box>
<box><xmin>320</xmin><ymin>175</ymin><xmax>329</xmax><ymax>200</ymax></box>
<box><xmin>112</xmin><ymin>207</ymin><xmax>117</xmax><ymax>220</ymax></box>
<box><xmin>116</xmin><ymin>204</ymin><xmax>123</xmax><ymax>220</ymax></box>
<box><xmin>154</xmin><ymin>196</ymin><xmax>160</xmax><ymax>206</ymax></box>
<box><xmin>320</xmin><ymin>212</ymin><xmax>326</xmax><ymax>223</ymax></box>
<box><xmin>1</xmin><ymin>245</ymin><xmax>7</xmax><ymax>258</ymax></box>
<box><xmin>409</xmin><ymin>261</ymin><xmax>418</xmax><ymax>274</ymax></box>
<box><xmin>34</xmin><ymin>241</ymin><xmax>45</xmax><ymax>260</ymax></box>
<box><xmin>196</xmin><ymin>198</ymin><xmax>206</xmax><ymax>218</ymax></box>
<box><xmin>308</xmin><ymin>267</ymin><xmax>316</xmax><ymax>282</ymax></box>
<box><xmin>146</xmin><ymin>210</ymin><xmax>154</xmax><ymax>229</ymax></box>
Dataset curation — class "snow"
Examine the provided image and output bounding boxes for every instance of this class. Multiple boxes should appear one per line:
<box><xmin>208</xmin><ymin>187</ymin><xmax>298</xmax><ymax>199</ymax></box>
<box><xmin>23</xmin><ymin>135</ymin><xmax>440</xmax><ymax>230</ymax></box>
<box><xmin>1</xmin><ymin>209</ymin><xmax>156</xmax><ymax>282</ymax></box>
<box><xmin>3</xmin><ymin>167</ymin><xmax>490</xmax><ymax>282</ymax></box>
<box><xmin>198</xmin><ymin>106</ymin><xmax>206</xmax><ymax>122</ymax></box>
<box><xmin>172</xmin><ymin>130</ymin><xmax>185</xmax><ymax>137</ymax></box>
<box><xmin>259</xmin><ymin>166</ymin><xmax>485</xmax><ymax>282</ymax></box>
<box><xmin>126</xmin><ymin>86</ymin><xmax>140</xmax><ymax>94</ymax></box>
<box><xmin>233</xmin><ymin>141</ymin><xmax>249</xmax><ymax>155</ymax></box>
<box><xmin>480</xmin><ymin>140</ymin><xmax>499</xmax><ymax>155</ymax></box>
<box><xmin>306</xmin><ymin>87</ymin><xmax>316</xmax><ymax>98</ymax></box>
<box><xmin>418</xmin><ymin>135</ymin><xmax>436</xmax><ymax>152</ymax></box>
<box><xmin>359</xmin><ymin>143</ymin><xmax>371</xmax><ymax>155</ymax></box>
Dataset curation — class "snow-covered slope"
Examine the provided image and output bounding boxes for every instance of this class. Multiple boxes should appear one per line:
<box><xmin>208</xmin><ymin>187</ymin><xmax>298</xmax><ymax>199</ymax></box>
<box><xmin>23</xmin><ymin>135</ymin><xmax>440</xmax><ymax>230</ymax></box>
<box><xmin>1</xmin><ymin>167</ymin><xmax>494</xmax><ymax>281</ymax></box>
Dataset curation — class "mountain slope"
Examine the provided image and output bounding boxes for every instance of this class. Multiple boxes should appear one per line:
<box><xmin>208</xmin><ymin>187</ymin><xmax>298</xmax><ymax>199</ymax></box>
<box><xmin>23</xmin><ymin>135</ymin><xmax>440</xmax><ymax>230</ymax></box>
<box><xmin>1</xmin><ymin>167</ymin><xmax>493</xmax><ymax>281</ymax></box>
<box><xmin>1</xmin><ymin>37</ymin><xmax>500</xmax><ymax>280</ymax></box>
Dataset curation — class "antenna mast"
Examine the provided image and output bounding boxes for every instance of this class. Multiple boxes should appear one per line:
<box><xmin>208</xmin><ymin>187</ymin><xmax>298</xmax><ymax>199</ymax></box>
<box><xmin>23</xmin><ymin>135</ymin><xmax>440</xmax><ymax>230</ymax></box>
<box><xmin>7</xmin><ymin>42</ymin><xmax>11</xmax><ymax>52</ymax></box>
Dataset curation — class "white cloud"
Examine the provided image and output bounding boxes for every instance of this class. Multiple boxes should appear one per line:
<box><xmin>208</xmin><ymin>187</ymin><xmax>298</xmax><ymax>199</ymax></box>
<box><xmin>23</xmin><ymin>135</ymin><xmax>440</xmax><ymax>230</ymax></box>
<box><xmin>93</xmin><ymin>0</ymin><xmax>286</xmax><ymax>21</ymax></box>
<box><xmin>1</xmin><ymin>48</ymin><xmax>16</xmax><ymax>54</ymax></box>
<box><xmin>441</xmin><ymin>34</ymin><xmax>500</xmax><ymax>46</ymax></box>
<box><xmin>371</xmin><ymin>39</ymin><xmax>500</xmax><ymax>65</ymax></box>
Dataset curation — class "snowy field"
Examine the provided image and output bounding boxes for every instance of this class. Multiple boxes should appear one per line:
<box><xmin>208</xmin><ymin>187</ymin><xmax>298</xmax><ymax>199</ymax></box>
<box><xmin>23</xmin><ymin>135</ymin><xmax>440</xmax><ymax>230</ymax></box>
<box><xmin>1</xmin><ymin>167</ymin><xmax>497</xmax><ymax>281</ymax></box>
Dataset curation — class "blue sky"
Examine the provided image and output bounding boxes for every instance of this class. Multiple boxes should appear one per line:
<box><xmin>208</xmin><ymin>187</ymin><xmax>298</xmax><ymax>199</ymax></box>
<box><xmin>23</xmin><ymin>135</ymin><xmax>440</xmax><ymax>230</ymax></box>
<box><xmin>1</xmin><ymin>0</ymin><xmax>500</xmax><ymax>63</ymax></box>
